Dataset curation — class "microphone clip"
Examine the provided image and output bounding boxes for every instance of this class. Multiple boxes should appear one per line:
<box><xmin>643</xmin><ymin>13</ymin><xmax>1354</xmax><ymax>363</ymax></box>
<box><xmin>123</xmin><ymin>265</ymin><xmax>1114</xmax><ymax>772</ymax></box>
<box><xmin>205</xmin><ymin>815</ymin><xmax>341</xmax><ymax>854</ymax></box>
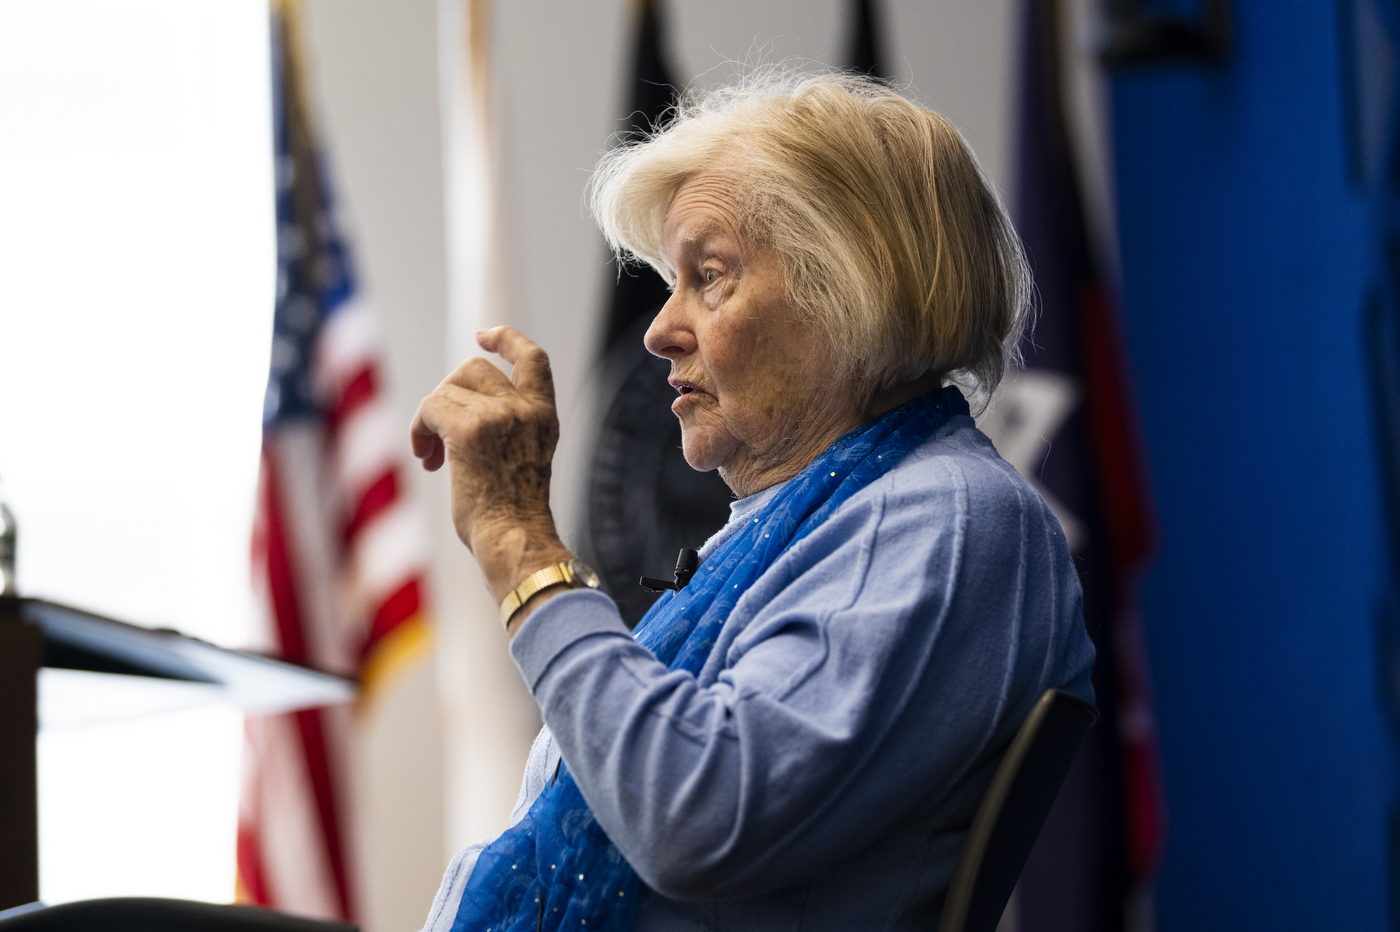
<box><xmin>639</xmin><ymin>548</ymin><xmax>699</xmax><ymax>593</ymax></box>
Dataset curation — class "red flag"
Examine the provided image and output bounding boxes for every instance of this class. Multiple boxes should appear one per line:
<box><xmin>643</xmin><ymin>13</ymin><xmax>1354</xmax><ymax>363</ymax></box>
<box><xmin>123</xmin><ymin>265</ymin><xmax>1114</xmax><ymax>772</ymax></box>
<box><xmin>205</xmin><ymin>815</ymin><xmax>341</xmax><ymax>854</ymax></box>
<box><xmin>987</xmin><ymin>1</ymin><xmax>1167</xmax><ymax>929</ymax></box>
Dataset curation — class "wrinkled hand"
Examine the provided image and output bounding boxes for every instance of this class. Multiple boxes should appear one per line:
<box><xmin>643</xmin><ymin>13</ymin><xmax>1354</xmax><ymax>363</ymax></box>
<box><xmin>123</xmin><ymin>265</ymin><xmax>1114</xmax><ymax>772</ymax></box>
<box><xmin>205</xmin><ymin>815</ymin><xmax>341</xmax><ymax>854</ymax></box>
<box><xmin>410</xmin><ymin>327</ymin><xmax>573</xmax><ymax>605</ymax></box>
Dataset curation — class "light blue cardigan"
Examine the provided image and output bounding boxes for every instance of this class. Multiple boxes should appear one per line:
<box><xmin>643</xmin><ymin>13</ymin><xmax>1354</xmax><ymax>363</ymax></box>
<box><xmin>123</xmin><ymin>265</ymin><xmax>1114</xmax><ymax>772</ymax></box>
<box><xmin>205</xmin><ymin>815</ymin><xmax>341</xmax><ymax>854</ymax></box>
<box><xmin>422</xmin><ymin>414</ymin><xmax>1094</xmax><ymax>932</ymax></box>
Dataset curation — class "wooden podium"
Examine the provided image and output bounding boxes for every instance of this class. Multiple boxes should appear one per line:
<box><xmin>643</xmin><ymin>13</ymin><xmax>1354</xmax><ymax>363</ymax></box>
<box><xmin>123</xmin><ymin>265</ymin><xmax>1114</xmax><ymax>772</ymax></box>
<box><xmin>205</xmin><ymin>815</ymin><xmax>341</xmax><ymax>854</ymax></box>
<box><xmin>0</xmin><ymin>597</ymin><xmax>355</xmax><ymax>911</ymax></box>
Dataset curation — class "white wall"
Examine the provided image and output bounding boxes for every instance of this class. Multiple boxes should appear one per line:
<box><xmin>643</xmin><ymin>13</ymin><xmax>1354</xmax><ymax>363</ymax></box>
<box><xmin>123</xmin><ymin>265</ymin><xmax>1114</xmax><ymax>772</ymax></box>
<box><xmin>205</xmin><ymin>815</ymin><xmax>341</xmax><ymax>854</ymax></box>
<box><xmin>295</xmin><ymin>3</ymin><xmax>1017</xmax><ymax>930</ymax></box>
<box><xmin>296</xmin><ymin>3</ymin><xmax>451</xmax><ymax>930</ymax></box>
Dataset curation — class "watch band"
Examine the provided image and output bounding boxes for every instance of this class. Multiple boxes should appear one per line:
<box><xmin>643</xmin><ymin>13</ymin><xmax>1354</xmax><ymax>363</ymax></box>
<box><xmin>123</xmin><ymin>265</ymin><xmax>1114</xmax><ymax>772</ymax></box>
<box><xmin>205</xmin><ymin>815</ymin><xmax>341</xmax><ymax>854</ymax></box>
<box><xmin>500</xmin><ymin>560</ymin><xmax>601</xmax><ymax>630</ymax></box>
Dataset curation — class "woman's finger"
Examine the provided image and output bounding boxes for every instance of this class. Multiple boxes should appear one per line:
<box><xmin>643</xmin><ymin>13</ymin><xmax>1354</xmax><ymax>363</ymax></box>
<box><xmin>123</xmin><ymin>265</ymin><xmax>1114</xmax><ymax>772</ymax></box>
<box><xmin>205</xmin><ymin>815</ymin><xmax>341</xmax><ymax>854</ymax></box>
<box><xmin>409</xmin><ymin>402</ymin><xmax>447</xmax><ymax>471</ymax></box>
<box><xmin>440</xmin><ymin>354</ymin><xmax>515</xmax><ymax>397</ymax></box>
<box><xmin>411</xmin><ymin>378</ymin><xmax>523</xmax><ymax>470</ymax></box>
<box><xmin>478</xmin><ymin>327</ymin><xmax>556</xmax><ymax>405</ymax></box>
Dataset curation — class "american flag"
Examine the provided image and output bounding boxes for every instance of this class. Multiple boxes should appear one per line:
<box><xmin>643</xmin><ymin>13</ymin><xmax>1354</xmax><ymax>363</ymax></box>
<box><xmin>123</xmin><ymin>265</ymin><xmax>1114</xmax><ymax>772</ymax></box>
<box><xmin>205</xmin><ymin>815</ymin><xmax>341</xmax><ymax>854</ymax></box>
<box><xmin>236</xmin><ymin>0</ymin><xmax>432</xmax><ymax>920</ymax></box>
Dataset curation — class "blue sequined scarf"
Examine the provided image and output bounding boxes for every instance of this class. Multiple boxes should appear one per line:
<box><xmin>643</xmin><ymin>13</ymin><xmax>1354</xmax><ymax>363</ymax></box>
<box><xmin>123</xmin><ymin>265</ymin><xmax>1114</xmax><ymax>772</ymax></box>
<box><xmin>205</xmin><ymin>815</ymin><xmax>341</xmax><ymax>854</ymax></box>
<box><xmin>451</xmin><ymin>386</ymin><xmax>969</xmax><ymax>932</ymax></box>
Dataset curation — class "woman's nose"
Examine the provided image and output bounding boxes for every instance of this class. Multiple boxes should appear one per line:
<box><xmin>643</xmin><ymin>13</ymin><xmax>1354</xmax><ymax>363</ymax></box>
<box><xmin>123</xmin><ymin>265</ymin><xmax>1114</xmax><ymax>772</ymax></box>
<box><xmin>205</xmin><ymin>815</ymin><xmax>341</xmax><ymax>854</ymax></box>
<box><xmin>643</xmin><ymin>293</ymin><xmax>696</xmax><ymax>360</ymax></box>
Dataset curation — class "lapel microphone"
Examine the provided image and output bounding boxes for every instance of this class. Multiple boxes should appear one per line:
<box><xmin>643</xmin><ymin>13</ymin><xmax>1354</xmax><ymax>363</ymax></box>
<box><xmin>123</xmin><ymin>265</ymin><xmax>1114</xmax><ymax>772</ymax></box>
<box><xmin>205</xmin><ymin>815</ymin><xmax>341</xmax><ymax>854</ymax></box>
<box><xmin>639</xmin><ymin>548</ymin><xmax>699</xmax><ymax>592</ymax></box>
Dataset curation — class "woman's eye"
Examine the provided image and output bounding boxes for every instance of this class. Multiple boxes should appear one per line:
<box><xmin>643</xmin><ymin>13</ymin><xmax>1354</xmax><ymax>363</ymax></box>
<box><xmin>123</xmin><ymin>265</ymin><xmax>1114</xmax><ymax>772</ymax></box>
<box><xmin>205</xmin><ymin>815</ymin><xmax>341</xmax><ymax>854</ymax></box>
<box><xmin>704</xmin><ymin>269</ymin><xmax>721</xmax><ymax>285</ymax></box>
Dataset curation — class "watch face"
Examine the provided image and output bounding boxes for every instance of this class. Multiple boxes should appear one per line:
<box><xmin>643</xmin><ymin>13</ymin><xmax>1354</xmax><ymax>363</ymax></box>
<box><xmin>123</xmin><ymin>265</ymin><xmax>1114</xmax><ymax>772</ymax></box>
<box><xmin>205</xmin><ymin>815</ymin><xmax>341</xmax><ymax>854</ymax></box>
<box><xmin>569</xmin><ymin>560</ymin><xmax>601</xmax><ymax>589</ymax></box>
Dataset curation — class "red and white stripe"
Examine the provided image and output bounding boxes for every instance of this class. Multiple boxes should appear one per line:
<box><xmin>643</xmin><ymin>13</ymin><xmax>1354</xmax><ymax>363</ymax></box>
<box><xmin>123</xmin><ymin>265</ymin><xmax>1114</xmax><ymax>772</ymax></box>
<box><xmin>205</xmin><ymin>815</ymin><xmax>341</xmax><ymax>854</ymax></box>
<box><xmin>237</xmin><ymin>295</ymin><xmax>432</xmax><ymax>921</ymax></box>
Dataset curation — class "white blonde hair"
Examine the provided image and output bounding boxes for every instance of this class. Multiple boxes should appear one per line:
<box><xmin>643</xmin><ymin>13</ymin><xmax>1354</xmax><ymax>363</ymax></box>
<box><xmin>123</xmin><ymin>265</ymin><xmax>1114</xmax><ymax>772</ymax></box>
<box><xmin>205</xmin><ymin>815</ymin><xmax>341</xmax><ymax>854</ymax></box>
<box><xmin>588</xmin><ymin>68</ymin><xmax>1030</xmax><ymax>409</ymax></box>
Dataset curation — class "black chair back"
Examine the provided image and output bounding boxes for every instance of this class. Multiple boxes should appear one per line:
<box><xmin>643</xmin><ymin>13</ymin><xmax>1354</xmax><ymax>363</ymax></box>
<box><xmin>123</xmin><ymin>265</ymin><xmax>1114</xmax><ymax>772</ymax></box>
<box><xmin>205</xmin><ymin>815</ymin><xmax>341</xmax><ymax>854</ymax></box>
<box><xmin>937</xmin><ymin>688</ymin><xmax>1098</xmax><ymax>932</ymax></box>
<box><xmin>0</xmin><ymin>898</ymin><xmax>357</xmax><ymax>932</ymax></box>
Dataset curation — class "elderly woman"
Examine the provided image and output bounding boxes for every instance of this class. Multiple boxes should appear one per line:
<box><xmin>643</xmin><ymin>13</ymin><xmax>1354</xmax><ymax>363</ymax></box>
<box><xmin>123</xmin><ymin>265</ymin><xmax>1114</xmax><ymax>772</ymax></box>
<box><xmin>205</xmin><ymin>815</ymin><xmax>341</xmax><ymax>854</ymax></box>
<box><xmin>412</xmin><ymin>72</ymin><xmax>1094</xmax><ymax>932</ymax></box>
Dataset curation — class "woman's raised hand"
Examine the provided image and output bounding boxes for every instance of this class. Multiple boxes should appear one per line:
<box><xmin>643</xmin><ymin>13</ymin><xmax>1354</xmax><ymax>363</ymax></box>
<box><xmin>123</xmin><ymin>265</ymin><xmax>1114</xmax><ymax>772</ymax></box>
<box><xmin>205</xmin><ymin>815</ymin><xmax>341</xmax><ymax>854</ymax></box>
<box><xmin>410</xmin><ymin>327</ymin><xmax>572</xmax><ymax>603</ymax></box>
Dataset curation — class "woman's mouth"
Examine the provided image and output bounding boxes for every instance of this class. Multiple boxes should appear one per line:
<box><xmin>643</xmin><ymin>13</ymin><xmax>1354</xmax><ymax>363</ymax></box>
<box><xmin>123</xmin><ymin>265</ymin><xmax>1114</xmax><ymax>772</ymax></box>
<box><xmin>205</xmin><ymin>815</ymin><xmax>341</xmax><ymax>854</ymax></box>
<box><xmin>669</xmin><ymin>379</ymin><xmax>700</xmax><ymax>412</ymax></box>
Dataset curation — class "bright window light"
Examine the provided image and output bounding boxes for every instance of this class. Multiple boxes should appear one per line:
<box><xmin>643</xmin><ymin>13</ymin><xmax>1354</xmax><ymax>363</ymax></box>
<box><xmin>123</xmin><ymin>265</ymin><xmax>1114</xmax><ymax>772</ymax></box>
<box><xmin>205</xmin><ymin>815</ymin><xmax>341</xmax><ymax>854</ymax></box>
<box><xmin>0</xmin><ymin>0</ymin><xmax>274</xmax><ymax>905</ymax></box>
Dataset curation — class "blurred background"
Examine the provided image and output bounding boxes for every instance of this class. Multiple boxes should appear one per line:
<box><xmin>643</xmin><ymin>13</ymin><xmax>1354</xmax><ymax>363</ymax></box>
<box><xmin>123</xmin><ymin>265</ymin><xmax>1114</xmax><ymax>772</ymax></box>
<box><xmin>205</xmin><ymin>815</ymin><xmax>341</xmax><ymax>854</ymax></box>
<box><xmin>0</xmin><ymin>0</ymin><xmax>1396</xmax><ymax>930</ymax></box>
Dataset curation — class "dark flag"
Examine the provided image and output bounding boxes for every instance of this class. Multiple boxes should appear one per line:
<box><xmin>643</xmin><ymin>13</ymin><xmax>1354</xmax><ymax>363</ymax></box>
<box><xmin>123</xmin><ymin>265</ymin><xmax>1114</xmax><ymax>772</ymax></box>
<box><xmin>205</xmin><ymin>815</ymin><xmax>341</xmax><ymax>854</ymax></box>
<box><xmin>1000</xmin><ymin>1</ymin><xmax>1166</xmax><ymax>930</ymax></box>
<box><xmin>584</xmin><ymin>0</ymin><xmax>734</xmax><ymax>625</ymax></box>
<box><xmin>601</xmin><ymin>0</ymin><xmax>677</xmax><ymax>351</ymax></box>
<box><xmin>846</xmin><ymin>0</ymin><xmax>885</xmax><ymax>78</ymax></box>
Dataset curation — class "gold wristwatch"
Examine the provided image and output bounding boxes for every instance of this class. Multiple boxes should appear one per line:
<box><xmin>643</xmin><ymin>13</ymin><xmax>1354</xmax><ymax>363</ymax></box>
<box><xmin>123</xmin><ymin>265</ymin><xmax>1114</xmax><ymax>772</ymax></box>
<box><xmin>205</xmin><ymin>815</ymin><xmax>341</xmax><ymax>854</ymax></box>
<box><xmin>499</xmin><ymin>559</ymin><xmax>601</xmax><ymax>630</ymax></box>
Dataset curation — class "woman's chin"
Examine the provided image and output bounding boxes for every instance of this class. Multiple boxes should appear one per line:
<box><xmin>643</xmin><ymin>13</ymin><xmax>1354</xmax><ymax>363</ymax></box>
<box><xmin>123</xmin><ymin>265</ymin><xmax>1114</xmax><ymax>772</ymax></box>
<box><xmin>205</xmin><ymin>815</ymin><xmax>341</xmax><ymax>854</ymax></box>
<box><xmin>680</xmin><ymin>448</ymin><xmax>724</xmax><ymax>474</ymax></box>
<box><xmin>678</xmin><ymin>432</ymin><xmax>734</xmax><ymax>475</ymax></box>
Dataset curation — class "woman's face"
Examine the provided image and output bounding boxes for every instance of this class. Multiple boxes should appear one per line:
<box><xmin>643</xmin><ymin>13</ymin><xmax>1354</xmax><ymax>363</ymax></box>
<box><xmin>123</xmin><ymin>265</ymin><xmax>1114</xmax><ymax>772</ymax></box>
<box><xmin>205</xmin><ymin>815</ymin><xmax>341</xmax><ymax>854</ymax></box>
<box><xmin>644</xmin><ymin>172</ymin><xmax>862</xmax><ymax>497</ymax></box>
